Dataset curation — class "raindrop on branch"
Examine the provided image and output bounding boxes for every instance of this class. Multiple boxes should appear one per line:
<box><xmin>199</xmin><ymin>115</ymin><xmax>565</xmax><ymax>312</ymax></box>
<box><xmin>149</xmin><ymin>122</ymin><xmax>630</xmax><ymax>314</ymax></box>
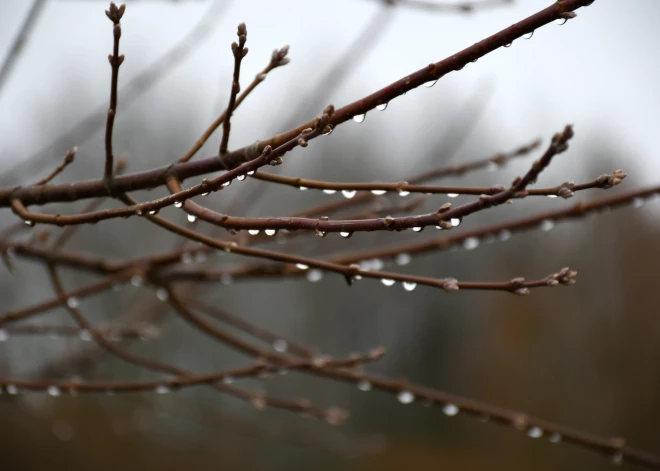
<box><xmin>306</xmin><ymin>269</ymin><xmax>323</xmax><ymax>283</ymax></box>
<box><xmin>342</xmin><ymin>190</ymin><xmax>357</xmax><ymax>199</ymax></box>
<box><xmin>402</xmin><ymin>281</ymin><xmax>417</xmax><ymax>292</ymax></box>
<box><xmin>273</xmin><ymin>339</ymin><xmax>288</xmax><ymax>353</ymax></box>
<box><xmin>357</xmin><ymin>380</ymin><xmax>372</xmax><ymax>392</ymax></box>
<box><xmin>322</xmin><ymin>189</ymin><xmax>337</xmax><ymax>195</ymax></box>
<box><xmin>187</xmin><ymin>214</ymin><xmax>197</xmax><ymax>223</ymax></box>
<box><xmin>397</xmin><ymin>391</ymin><xmax>415</xmax><ymax>404</ymax></box>
<box><xmin>423</xmin><ymin>80</ymin><xmax>438</xmax><ymax>88</ymax></box>
<box><xmin>442</xmin><ymin>403</ymin><xmax>459</xmax><ymax>416</ymax></box>
<box><xmin>381</xmin><ymin>278</ymin><xmax>395</xmax><ymax>287</ymax></box>
<box><xmin>371</xmin><ymin>189</ymin><xmax>386</xmax><ymax>196</ymax></box>
<box><xmin>523</xmin><ymin>31</ymin><xmax>534</xmax><ymax>39</ymax></box>
<box><xmin>376</xmin><ymin>103</ymin><xmax>388</xmax><ymax>111</ymax></box>
<box><xmin>174</xmin><ymin>201</ymin><xmax>183</xmax><ymax>208</ymax></box>
<box><xmin>352</xmin><ymin>113</ymin><xmax>366</xmax><ymax>123</ymax></box>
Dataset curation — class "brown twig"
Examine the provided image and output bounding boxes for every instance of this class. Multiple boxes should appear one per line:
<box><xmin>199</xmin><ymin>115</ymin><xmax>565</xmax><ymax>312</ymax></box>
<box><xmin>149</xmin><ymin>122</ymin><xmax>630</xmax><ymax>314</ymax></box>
<box><xmin>219</xmin><ymin>23</ymin><xmax>248</xmax><ymax>155</ymax></box>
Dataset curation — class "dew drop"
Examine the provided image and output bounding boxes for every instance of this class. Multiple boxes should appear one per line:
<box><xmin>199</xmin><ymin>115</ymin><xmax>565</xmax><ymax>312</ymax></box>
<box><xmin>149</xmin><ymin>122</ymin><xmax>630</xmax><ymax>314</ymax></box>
<box><xmin>299</xmin><ymin>186</ymin><xmax>308</xmax><ymax>191</ymax></box>
<box><xmin>247</xmin><ymin>170</ymin><xmax>255</xmax><ymax>176</ymax></box>
<box><xmin>222</xmin><ymin>376</ymin><xmax>234</xmax><ymax>384</ymax></box>
<box><xmin>340</xmin><ymin>231</ymin><xmax>353</xmax><ymax>238</ymax></box>
<box><xmin>78</xmin><ymin>329</ymin><xmax>92</xmax><ymax>342</ymax></box>
<box><xmin>315</xmin><ymin>230</ymin><xmax>327</xmax><ymax>238</ymax></box>
<box><xmin>397</xmin><ymin>391</ymin><xmax>415</xmax><ymax>404</ymax></box>
<box><xmin>295</xmin><ymin>263</ymin><xmax>309</xmax><ymax>270</ymax></box>
<box><xmin>222</xmin><ymin>180</ymin><xmax>232</xmax><ymax>188</ymax></box>
<box><xmin>201</xmin><ymin>192</ymin><xmax>209</xmax><ymax>196</ymax></box>
<box><xmin>155</xmin><ymin>385</ymin><xmax>170</xmax><ymax>394</ymax></box>
<box><xmin>322</xmin><ymin>189</ymin><xmax>337</xmax><ymax>195</ymax></box>
<box><xmin>381</xmin><ymin>278</ymin><xmax>395</xmax><ymax>287</ymax></box>
<box><xmin>376</xmin><ymin>102</ymin><xmax>388</xmax><ymax>111</ymax></box>
<box><xmin>156</xmin><ymin>288</ymin><xmax>169</xmax><ymax>301</ymax></box>
<box><xmin>187</xmin><ymin>214</ymin><xmax>197</xmax><ymax>223</ymax></box>
<box><xmin>66</xmin><ymin>297</ymin><xmax>80</xmax><ymax>309</ymax></box>
<box><xmin>463</xmin><ymin>237</ymin><xmax>479</xmax><ymax>250</ymax></box>
<box><xmin>555</xmin><ymin>17</ymin><xmax>568</xmax><ymax>25</ymax></box>
<box><xmin>273</xmin><ymin>339</ymin><xmax>288</xmax><ymax>353</ymax></box>
<box><xmin>447</xmin><ymin>193</ymin><xmax>458</xmax><ymax>198</ymax></box>
<box><xmin>450</xmin><ymin>217</ymin><xmax>461</xmax><ymax>227</ymax></box>
<box><xmin>181</xmin><ymin>253</ymin><xmax>193</xmax><ymax>264</ymax></box>
<box><xmin>547</xmin><ymin>194</ymin><xmax>558</xmax><ymax>198</ymax></box>
<box><xmin>342</xmin><ymin>190</ymin><xmax>357</xmax><ymax>199</ymax></box>
<box><xmin>442</xmin><ymin>403</ymin><xmax>459</xmax><ymax>416</ymax></box>
<box><xmin>402</xmin><ymin>281</ymin><xmax>417</xmax><ymax>292</ymax></box>
<box><xmin>306</xmin><ymin>269</ymin><xmax>323</xmax><ymax>283</ymax></box>
<box><xmin>321</xmin><ymin>127</ymin><xmax>333</xmax><ymax>136</ymax></box>
<box><xmin>237</xmin><ymin>174</ymin><xmax>246</xmax><ymax>181</ymax></box>
<box><xmin>47</xmin><ymin>385</ymin><xmax>61</xmax><ymax>397</ymax></box>
<box><xmin>527</xmin><ymin>426</ymin><xmax>543</xmax><ymax>438</ymax></box>
<box><xmin>6</xmin><ymin>384</ymin><xmax>18</xmax><ymax>395</ymax></box>
<box><xmin>371</xmin><ymin>189</ymin><xmax>386</xmax><ymax>196</ymax></box>
<box><xmin>498</xmin><ymin>229</ymin><xmax>512</xmax><ymax>241</ymax></box>
<box><xmin>148</xmin><ymin>209</ymin><xmax>158</xmax><ymax>215</ymax></box>
<box><xmin>130</xmin><ymin>275</ymin><xmax>143</xmax><ymax>287</ymax></box>
<box><xmin>248</xmin><ymin>229</ymin><xmax>260</xmax><ymax>235</ymax></box>
<box><xmin>423</xmin><ymin>80</ymin><xmax>438</xmax><ymax>88</ymax></box>
<box><xmin>632</xmin><ymin>197</ymin><xmax>644</xmax><ymax>208</ymax></box>
<box><xmin>548</xmin><ymin>432</ymin><xmax>562</xmax><ymax>443</ymax></box>
<box><xmin>540</xmin><ymin>219</ymin><xmax>555</xmax><ymax>231</ymax></box>
<box><xmin>523</xmin><ymin>31</ymin><xmax>534</xmax><ymax>39</ymax></box>
<box><xmin>174</xmin><ymin>201</ymin><xmax>183</xmax><ymax>208</ymax></box>
<box><xmin>357</xmin><ymin>380</ymin><xmax>372</xmax><ymax>392</ymax></box>
<box><xmin>265</xmin><ymin>229</ymin><xmax>277</xmax><ymax>236</ymax></box>
<box><xmin>398</xmin><ymin>190</ymin><xmax>410</xmax><ymax>197</ymax></box>
<box><xmin>0</xmin><ymin>329</ymin><xmax>8</xmax><ymax>342</ymax></box>
<box><xmin>395</xmin><ymin>253</ymin><xmax>411</xmax><ymax>266</ymax></box>
<box><xmin>504</xmin><ymin>42</ymin><xmax>513</xmax><ymax>48</ymax></box>
<box><xmin>412</xmin><ymin>226</ymin><xmax>424</xmax><ymax>233</ymax></box>
<box><xmin>352</xmin><ymin>113</ymin><xmax>366</xmax><ymax>123</ymax></box>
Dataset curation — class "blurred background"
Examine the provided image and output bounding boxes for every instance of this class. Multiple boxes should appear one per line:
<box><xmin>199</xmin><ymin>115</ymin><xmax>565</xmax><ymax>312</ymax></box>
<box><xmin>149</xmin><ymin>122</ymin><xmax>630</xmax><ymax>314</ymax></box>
<box><xmin>1</xmin><ymin>0</ymin><xmax>659</xmax><ymax>469</ymax></box>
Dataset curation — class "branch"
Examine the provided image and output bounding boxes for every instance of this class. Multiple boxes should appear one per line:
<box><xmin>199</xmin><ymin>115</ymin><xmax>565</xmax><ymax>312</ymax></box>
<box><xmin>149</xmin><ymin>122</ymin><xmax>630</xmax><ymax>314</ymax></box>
<box><xmin>219</xmin><ymin>23</ymin><xmax>248</xmax><ymax>155</ymax></box>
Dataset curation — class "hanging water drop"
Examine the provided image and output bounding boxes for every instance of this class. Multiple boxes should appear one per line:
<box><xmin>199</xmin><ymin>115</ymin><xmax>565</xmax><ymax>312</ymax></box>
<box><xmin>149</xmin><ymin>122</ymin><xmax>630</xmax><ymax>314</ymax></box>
<box><xmin>447</xmin><ymin>193</ymin><xmax>458</xmax><ymax>198</ymax></box>
<box><xmin>342</xmin><ymin>190</ymin><xmax>357</xmax><ymax>199</ymax></box>
<box><xmin>237</xmin><ymin>174</ymin><xmax>246</xmax><ymax>181</ymax></box>
<box><xmin>523</xmin><ymin>31</ymin><xmax>534</xmax><ymax>39</ymax></box>
<box><xmin>527</xmin><ymin>426</ymin><xmax>543</xmax><ymax>438</ymax></box>
<box><xmin>47</xmin><ymin>385</ymin><xmax>61</xmax><ymax>397</ymax></box>
<box><xmin>398</xmin><ymin>190</ymin><xmax>410</xmax><ymax>197</ymax></box>
<box><xmin>222</xmin><ymin>180</ymin><xmax>232</xmax><ymax>188</ymax></box>
<box><xmin>66</xmin><ymin>297</ymin><xmax>80</xmax><ymax>309</ymax></box>
<box><xmin>6</xmin><ymin>384</ymin><xmax>18</xmax><ymax>395</ymax></box>
<box><xmin>540</xmin><ymin>220</ymin><xmax>555</xmax><ymax>231</ymax></box>
<box><xmin>450</xmin><ymin>218</ymin><xmax>461</xmax><ymax>227</ymax></box>
<box><xmin>155</xmin><ymin>385</ymin><xmax>170</xmax><ymax>394</ymax></box>
<box><xmin>402</xmin><ymin>281</ymin><xmax>417</xmax><ymax>292</ymax></box>
<box><xmin>187</xmin><ymin>214</ymin><xmax>197</xmax><ymax>223</ymax></box>
<box><xmin>381</xmin><ymin>278</ymin><xmax>395</xmax><ymax>287</ymax></box>
<box><xmin>24</xmin><ymin>220</ymin><xmax>34</xmax><ymax>227</ymax></box>
<box><xmin>306</xmin><ymin>269</ymin><xmax>323</xmax><ymax>283</ymax></box>
<box><xmin>295</xmin><ymin>263</ymin><xmax>309</xmax><ymax>270</ymax></box>
<box><xmin>504</xmin><ymin>41</ymin><xmax>513</xmax><ymax>48</ymax></box>
<box><xmin>397</xmin><ymin>391</ymin><xmax>415</xmax><ymax>404</ymax></box>
<box><xmin>247</xmin><ymin>170</ymin><xmax>255</xmax><ymax>176</ymax></box>
<box><xmin>265</xmin><ymin>229</ymin><xmax>277</xmax><ymax>236</ymax></box>
<box><xmin>0</xmin><ymin>329</ymin><xmax>8</xmax><ymax>342</ymax></box>
<box><xmin>273</xmin><ymin>339</ymin><xmax>288</xmax><ymax>353</ymax></box>
<box><xmin>130</xmin><ymin>275</ymin><xmax>143</xmax><ymax>287</ymax></box>
<box><xmin>463</xmin><ymin>237</ymin><xmax>479</xmax><ymax>250</ymax></box>
<box><xmin>371</xmin><ymin>189</ymin><xmax>386</xmax><ymax>196</ymax></box>
<box><xmin>299</xmin><ymin>186</ymin><xmax>308</xmax><ymax>191</ymax></box>
<box><xmin>174</xmin><ymin>201</ymin><xmax>183</xmax><ymax>208</ymax></box>
<box><xmin>423</xmin><ymin>80</ymin><xmax>438</xmax><ymax>88</ymax></box>
<box><xmin>181</xmin><ymin>252</ymin><xmax>193</xmax><ymax>264</ymax></box>
<box><xmin>340</xmin><ymin>231</ymin><xmax>353</xmax><ymax>238</ymax></box>
<box><xmin>442</xmin><ymin>403</ymin><xmax>459</xmax><ymax>416</ymax></box>
<box><xmin>201</xmin><ymin>192</ymin><xmax>209</xmax><ymax>196</ymax></box>
<box><xmin>156</xmin><ymin>288</ymin><xmax>169</xmax><ymax>301</ymax></box>
<box><xmin>412</xmin><ymin>226</ymin><xmax>423</xmax><ymax>233</ymax></box>
<box><xmin>248</xmin><ymin>229</ymin><xmax>260</xmax><ymax>235</ymax></box>
<box><xmin>353</xmin><ymin>113</ymin><xmax>366</xmax><ymax>123</ymax></box>
<box><xmin>79</xmin><ymin>330</ymin><xmax>92</xmax><ymax>342</ymax></box>
<box><xmin>555</xmin><ymin>17</ymin><xmax>568</xmax><ymax>25</ymax></box>
<box><xmin>395</xmin><ymin>253</ymin><xmax>411</xmax><ymax>266</ymax></box>
<box><xmin>148</xmin><ymin>209</ymin><xmax>158</xmax><ymax>215</ymax></box>
<box><xmin>376</xmin><ymin>102</ymin><xmax>388</xmax><ymax>111</ymax></box>
<box><xmin>322</xmin><ymin>189</ymin><xmax>337</xmax><ymax>195</ymax></box>
<box><xmin>498</xmin><ymin>229</ymin><xmax>512</xmax><ymax>241</ymax></box>
<box><xmin>357</xmin><ymin>380</ymin><xmax>372</xmax><ymax>392</ymax></box>
<box><xmin>548</xmin><ymin>432</ymin><xmax>562</xmax><ymax>443</ymax></box>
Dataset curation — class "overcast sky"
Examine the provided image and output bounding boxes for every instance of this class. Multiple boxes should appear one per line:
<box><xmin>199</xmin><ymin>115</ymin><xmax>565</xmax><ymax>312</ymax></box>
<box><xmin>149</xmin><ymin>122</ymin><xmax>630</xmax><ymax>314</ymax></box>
<box><xmin>1</xmin><ymin>0</ymin><xmax>659</xmax><ymax>185</ymax></box>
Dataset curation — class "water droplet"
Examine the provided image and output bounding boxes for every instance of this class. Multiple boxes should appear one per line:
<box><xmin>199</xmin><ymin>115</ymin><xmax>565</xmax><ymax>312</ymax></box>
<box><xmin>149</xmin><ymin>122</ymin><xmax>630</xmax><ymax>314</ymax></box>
<box><xmin>295</xmin><ymin>263</ymin><xmax>309</xmax><ymax>270</ymax></box>
<box><xmin>155</xmin><ymin>385</ymin><xmax>170</xmax><ymax>394</ymax></box>
<box><xmin>371</xmin><ymin>190</ymin><xmax>386</xmax><ymax>196</ymax></box>
<box><xmin>447</xmin><ymin>193</ymin><xmax>458</xmax><ymax>198</ymax></box>
<box><xmin>247</xmin><ymin>170</ymin><xmax>255</xmax><ymax>176</ymax></box>
<box><xmin>412</xmin><ymin>226</ymin><xmax>424</xmax><ymax>232</ymax></box>
<box><xmin>265</xmin><ymin>229</ymin><xmax>277</xmax><ymax>236</ymax></box>
<box><xmin>248</xmin><ymin>229</ymin><xmax>260</xmax><ymax>235</ymax></box>
<box><xmin>222</xmin><ymin>376</ymin><xmax>234</xmax><ymax>384</ymax></box>
<box><xmin>555</xmin><ymin>17</ymin><xmax>568</xmax><ymax>25</ymax></box>
<box><xmin>357</xmin><ymin>380</ymin><xmax>372</xmax><ymax>392</ymax></box>
<box><xmin>181</xmin><ymin>252</ymin><xmax>193</xmax><ymax>264</ymax></box>
<box><xmin>79</xmin><ymin>329</ymin><xmax>92</xmax><ymax>342</ymax></box>
<box><xmin>273</xmin><ymin>339</ymin><xmax>288</xmax><ymax>353</ymax></box>
<box><xmin>395</xmin><ymin>253</ymin><xmax>411</xmax><ymax>266</ymax></box>
<box><xmin>352</xmin><ymin>113</ymin><xmax>366</xmax><ymax>123</ymax></box>
<box><xmin>527</xmin><ymin>426</ymin><xmax>543</xmax><ymax>438</ymax></box>
<box><xmin>547</xmin><ymin>194</ymin><xmax>558</xmax><ymax>198</ymax></box>
<box><xmin>201</xmin><ymin>192</ymin><xmax>209</xmax><ymax>196</ymax></box>
<box><xmin>612</xmin><ymin>452</ymin><xmax>623</xmax><ymax>465</ymax></box>
<box><xmin>321</xmin><ymin>126</ymin><xmax>333</xmax><ymax>136</ymax></box>
<box><xmin>504</xmin><ymin>42</ymin><xmax>513</xmax><ymax>48</ymax></box>
<box><xmin>148</xmin><ymin>209</ymin><xmax>158</xmax><ymax>215</ymax></box>
<box><xmin>299</xmin><ymin>186</ymin><xmax>308</xmax><ymax>191</ymax></box>
<box><xmin>442</xmin><ymin>403</ymin><xmax>459</xmax><ymax>416</ymax></box>
<box><xmin>130</xmin><ymin>275</ymin><xmax>143</xmax><ymax>287</ymax></box>
<box><xmin>397</xmin><ymin>391</ymin><xmax>415</xmax><ymax>404</ymax></box>
<box><xmin>376</xmin><ymin>103</ymin><xmax>388</xmax><ymax>111</ymax></box>
<box><xmin>174</xmin><ymin>201</ymin><xmax>183</xmax><ymax>208</ymax></box>
<box><xmin>403</xmin><ymin>281</ymin><xmax>417</xmax><ymax>292</ymax></box>
<box><xmin>398</xmin><ymin>190</ymin><xmax>410</xmax><ymax>197</ymax></box>
<box><xmin>340</xmin><ymin>231</ymin><xmax>353</xmax><ymax>238</ymax></box>
<box><xmin>47</xmin><ymin>385</ymin><xmax>61</xmax><ymax>397</ymax></box>
<box><xmin>523</xmin><ymin>31</ymin><xmax>534</xmax><ymax>39</ymax></box>
<box><xmin>6</xmin><ymin>384</ymin><xmax>18</xmax><ymax>395</ymax></box>
<box><xmin>423</xmin><ymin>80</ymin><xmax>438</xmax><ymax>88</ymax></box>
<box><xmin>306</xmin><ymin>269</ymin><xmax>323</xmax><ymax>283</ymax></box>
<box><xmin>237</xmin><ymin>174</ymin><xmax>246</xmax><ymax>181</ymax></box>
<box><xmin>156</xmin><ymin>288</ymin><xmax>169</xmax><ymax>301</ymax></box>
<box><xmin>187</xmin><ymin>214</ymin><xmax>197</xmax><ymax>223</ymax></box>
<box><xmin>548</xmin><ymin>432</ymin><xmax>562</xmax><ymax>443</ymax></box>
<box><xmin>381</xmin><ymin>278</ymin><xmax>395</xmax><ymax>287</ymax></box>
<box><xmin>632</xmin><ymin>197</ymin><xmax>644</xmax><ymax>208</ymax></box>
<box><xmin>540</xmin><ymin>220</ymin><xmax>555</xmax><ymax>231</ymax></box>
<box><xmin>66</xmin><ymin>297</ymin><xmax>80</xmax><ymax>309</ymax></box>
<box><xmin>342</xmin><ymin>190</ymin><xmax>357</xmax><ymax>199</ymax></box>
<box><xmin>498</xmin><ymin>229</ymin><xmax>512</xmax><ymax>241</ymax></box>
<box><xmin>322</xmin><ymin>189</ymin><xmax>337</xmax><ymax>195</ymax></box>
<box><xmin>222</xmin><ymin>180</ymin><xmax>232</xmax><ymax>188</ymax></box>
<box><xmin>450</xmin><ymin>218</ymin><xmax>461</xmax><ymax>227</ymax></box>
<box><xmin>463</xmin><ymin>237</ymin><xmax>479</xmax><ymax>250</ymax></box>
<box><xmin>0</xmin><ymin>330</ymin><xmax>8</xmax><ymax>342</ymax></box>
